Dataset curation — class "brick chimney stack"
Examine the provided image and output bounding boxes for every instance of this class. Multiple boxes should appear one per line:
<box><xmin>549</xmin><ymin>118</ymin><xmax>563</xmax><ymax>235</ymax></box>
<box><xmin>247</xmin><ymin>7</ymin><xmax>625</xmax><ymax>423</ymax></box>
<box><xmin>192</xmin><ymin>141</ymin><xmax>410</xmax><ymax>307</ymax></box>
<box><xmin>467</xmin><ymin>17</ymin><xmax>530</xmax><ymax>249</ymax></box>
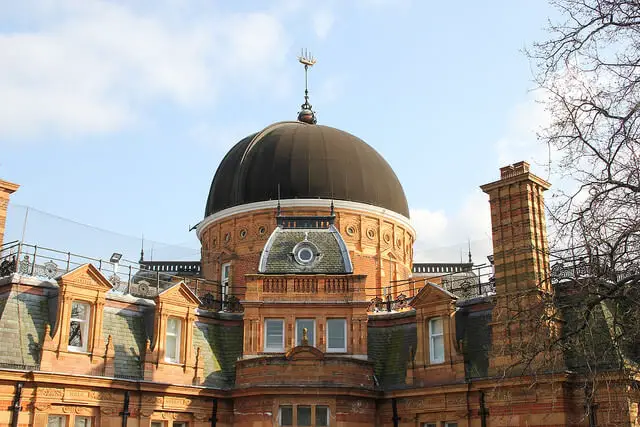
<box><xmin>0</xmin><ymin>180</ymin><xmax>19</xmax><ymax>247</ymax></box>
<box><xmin>480</xmin><ymin>161</ymin><xmax>553</xmax><ymax>373</ymax></box>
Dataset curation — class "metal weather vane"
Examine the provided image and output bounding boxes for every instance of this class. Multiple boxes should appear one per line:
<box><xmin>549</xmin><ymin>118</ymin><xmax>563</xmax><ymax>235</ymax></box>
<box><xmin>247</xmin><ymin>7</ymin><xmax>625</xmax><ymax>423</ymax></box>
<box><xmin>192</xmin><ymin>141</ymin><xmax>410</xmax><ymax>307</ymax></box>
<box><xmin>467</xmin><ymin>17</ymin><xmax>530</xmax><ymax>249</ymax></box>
<box><xmin>297</xmin><ymin>49</ymin><xmax>317</xmax><ymax>124</ymax></box>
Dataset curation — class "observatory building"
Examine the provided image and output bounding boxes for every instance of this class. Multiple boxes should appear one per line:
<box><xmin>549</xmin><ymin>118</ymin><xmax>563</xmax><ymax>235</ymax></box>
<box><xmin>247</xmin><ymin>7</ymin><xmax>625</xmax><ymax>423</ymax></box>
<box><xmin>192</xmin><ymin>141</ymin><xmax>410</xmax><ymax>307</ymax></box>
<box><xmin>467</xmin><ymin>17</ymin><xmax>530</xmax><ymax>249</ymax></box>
<box><xmin>0</xmin><ymin>54</ymin><xmax>637</xmax><ymax>427</ymax></box>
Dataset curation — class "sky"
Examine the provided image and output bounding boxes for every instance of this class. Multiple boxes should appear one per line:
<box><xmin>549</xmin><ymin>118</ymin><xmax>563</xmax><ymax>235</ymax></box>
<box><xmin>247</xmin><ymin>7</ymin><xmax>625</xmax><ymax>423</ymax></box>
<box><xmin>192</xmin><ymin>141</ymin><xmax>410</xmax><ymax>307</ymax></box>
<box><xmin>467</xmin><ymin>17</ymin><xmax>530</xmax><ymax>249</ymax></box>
<box><xmin>0</xmin><ymin>0</ymin><xmax>557</xmax><ymax>264</ymax></box>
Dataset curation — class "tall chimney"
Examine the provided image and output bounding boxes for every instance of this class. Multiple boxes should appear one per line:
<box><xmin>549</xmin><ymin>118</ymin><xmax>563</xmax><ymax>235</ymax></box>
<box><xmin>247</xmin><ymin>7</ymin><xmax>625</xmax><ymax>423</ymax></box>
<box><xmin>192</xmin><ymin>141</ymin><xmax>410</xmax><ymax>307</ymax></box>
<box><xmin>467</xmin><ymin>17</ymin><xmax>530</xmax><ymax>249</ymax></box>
<box><xmin>480</xmin><ymin>161</ymin><xmax>552</xmax><ymax>373</ymax></box>
<box><xmin>0</xmin><ymin>180</ymin><xmax>20</xmax><ymax>247</ymax></box>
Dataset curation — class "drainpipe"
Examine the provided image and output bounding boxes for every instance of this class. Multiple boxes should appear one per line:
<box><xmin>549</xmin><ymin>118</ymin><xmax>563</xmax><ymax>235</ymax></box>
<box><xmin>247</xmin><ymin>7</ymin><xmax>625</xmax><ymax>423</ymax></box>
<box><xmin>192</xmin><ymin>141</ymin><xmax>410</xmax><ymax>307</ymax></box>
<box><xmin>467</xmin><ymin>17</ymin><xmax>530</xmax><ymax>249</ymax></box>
<box><xmin>119</xmin><ymin>391</ymin><xmax>131</xmax><ymax>427</ymax></box>
<box><xmin>10</xmin><ymin>382</ymin><xmax>23</xmax><ymax>427</ymax></box>
<box><xmin>391</xmin><ymin>398</ymin><xmax>400</xmax><ymax>427</ymax></box>
<box><xmin>209</xmin><ymin>398</ymin><xmax>218</xmax><ymax>427</ymax></box>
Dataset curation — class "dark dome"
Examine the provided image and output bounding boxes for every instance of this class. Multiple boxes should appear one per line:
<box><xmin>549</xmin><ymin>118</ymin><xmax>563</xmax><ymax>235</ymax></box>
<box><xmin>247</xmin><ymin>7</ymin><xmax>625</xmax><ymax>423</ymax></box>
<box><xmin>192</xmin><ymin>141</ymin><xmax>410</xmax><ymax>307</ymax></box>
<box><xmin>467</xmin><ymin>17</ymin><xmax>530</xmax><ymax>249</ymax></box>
<box><xmin>205</xmin><ymin>121</ymin><xmax>410</xmax><ymax>218</ymax></box>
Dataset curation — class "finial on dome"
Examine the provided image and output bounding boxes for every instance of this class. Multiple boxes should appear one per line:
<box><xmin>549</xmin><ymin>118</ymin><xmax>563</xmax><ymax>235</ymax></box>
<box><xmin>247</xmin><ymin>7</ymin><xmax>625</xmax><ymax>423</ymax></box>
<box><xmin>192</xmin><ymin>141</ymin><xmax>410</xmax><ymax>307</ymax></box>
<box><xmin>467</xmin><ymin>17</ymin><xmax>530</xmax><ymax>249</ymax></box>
<box><xmin>297</xmin><ymin>49</ymin><xmax>317</xmax><ymax>124</ymax></box>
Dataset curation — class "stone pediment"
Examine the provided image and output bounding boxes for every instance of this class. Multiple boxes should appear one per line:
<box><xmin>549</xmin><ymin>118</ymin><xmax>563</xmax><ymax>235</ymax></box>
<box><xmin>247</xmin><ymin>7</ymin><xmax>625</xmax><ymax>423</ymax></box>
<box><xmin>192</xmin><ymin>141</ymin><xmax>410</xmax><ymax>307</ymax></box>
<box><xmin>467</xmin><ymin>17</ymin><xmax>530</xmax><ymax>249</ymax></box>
<box><xmin>285</xmin><ymin>346</ymin><xmax>325</xmax><ymax>361</ymax></box>
<box><xmin>156</xmin><ymin>281</ymin><xmax>201</xmax><ymax>308</ymax></box>
<box><xmin>57</xmin><ymin>263</ymin><xmax>113</xmax><ymax>292</ymax></box>
<box><xmin>410</xmin><ymin>281</ymin><xmax>457</xmax><ymax>309</ymax></box>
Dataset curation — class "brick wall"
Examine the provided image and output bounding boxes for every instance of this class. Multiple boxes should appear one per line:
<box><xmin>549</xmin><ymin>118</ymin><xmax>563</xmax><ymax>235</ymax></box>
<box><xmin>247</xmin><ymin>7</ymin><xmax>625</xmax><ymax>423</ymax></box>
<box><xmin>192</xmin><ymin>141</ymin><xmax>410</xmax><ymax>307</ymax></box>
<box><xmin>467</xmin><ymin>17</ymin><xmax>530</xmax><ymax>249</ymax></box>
<box><xmin>199</xmin><ymin>205</ymin><xmax>414</xmax><ymax>300</ymax></box>
<box><xmin>0</xmin><ymin>179</ymin><xmax>19</xmax><ymax>247</ymax></box>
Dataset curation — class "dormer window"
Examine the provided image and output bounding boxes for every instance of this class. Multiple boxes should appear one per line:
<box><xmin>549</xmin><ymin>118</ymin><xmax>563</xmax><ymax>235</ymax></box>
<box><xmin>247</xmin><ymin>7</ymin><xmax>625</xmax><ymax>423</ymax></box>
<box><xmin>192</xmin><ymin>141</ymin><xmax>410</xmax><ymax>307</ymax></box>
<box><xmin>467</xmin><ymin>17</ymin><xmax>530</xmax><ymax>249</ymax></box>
<box><xmin>68</xmin><ymin>301</ymin><xmax>90</xmax><ymax>352</ymax></box>
<box><xmin>429</xmin><ymin>317</ymin><xmax>444</xmax><ymax>364</ymax></box>
<box><xmin>165</xmin><ymin>317</ymin><xmax>182</xmax><ymax>363</ymax></box>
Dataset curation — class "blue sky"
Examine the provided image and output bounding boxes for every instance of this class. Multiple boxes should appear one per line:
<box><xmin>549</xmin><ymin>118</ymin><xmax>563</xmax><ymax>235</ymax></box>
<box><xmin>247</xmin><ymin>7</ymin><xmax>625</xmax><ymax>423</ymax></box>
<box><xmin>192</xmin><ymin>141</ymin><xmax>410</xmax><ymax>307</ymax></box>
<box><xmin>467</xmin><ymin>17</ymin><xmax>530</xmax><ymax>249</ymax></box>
<box><xmin>0</xmin><ymin>0</ymin><xmax>556</xmax><ymax>263</ymax></box>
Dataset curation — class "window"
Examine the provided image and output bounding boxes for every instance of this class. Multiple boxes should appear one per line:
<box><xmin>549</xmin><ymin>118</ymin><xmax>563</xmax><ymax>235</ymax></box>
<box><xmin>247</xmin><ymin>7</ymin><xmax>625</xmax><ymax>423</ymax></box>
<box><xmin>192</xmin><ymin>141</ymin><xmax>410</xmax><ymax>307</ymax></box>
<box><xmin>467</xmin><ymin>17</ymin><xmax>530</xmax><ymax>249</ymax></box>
<box><xmin>151</xmin><ymin>423</ymin><xmax>164</xmax><ymax>427</ymax></box>
<box><xmin>74</xmin><ymin>417</ymin><xmax>91</xmax><ymax>427</ymax></box>
<box><xmin>315</xmin><ymin>406</ymin><xmax>329</xmax><ymax>427</ymax></box>
<box><xmin>444</xmin><ymin>423</ymin><xmax>458</xmax><ymax>427</ymax></box>
<box><xmin>278</xmin><ymin>405</ymin><xmax>330</xmax><ymax>426</ymax></box>
<box><xmin>296</xmin><ymin>319</ymin><xmax>315</xmax><ymax>346</ymax></box>
<box><xmin>279</xmin><ymin>406</ymin><xmax>293</xmax><ymax>426</ymax></box>
<box><xmin>326</xmin><ymin>319</ymin><xmax>347</xmax><ymax>352</ymax></box>
<box><xmin>265</xmin><ymin>319</ymin><xmax>285</xmax><ymax>352</ymax></box>
<box><xmin>221</xmin><ymin>262</ymin><xmax>231</xmax><ymax>304</ymax></box>
<box><xmin>297</xmin><ymin>406</ymin><xmax>312</xmax><ymax>426</ymax></box>
<box><xmin>165</xmin><ymin>317</ymin><xmax>182</xmax><ymax>363</ymax></box>
<box><xmin>173</xmin><ymin>423</ymin><xmax>188</xmax><ymax>427</ymax></box>
<box><xmin>68</xmin><ymin>301</ymin><xmax>90</xmax><ymax>352</ymax></box>
<box><xmin>48</xmin><ymin>416</ymin><xmax>66</xmax><ymax>427</ymax></box>
<box><xmin>429</xmin><ymin>317</ymin><xmax>444</xmax><ymax>364</ymax></box>
<box><xmin>422</xmin><ymin>424</ymin><xmax>436</xmax><ymax>427</ymax></box>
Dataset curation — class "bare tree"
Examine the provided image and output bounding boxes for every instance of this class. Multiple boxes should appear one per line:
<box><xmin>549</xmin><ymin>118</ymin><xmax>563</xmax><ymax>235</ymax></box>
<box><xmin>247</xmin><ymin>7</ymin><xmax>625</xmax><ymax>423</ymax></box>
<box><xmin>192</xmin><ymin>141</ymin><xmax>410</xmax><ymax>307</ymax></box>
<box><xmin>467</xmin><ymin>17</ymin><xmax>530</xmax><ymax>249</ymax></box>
<box><xmin>521</xmin><ymin>1</ymin><xmax>640</xmax><ymax>422</ymax></box>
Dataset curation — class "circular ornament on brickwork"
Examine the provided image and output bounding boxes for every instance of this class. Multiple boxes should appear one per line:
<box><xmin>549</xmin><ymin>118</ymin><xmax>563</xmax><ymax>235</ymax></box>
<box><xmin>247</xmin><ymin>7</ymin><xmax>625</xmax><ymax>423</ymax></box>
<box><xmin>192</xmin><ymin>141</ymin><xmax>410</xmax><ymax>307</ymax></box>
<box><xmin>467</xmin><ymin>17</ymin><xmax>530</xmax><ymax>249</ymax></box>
<box><xmin>396</xmin><ymin>238</ymin><xmax>402</xmax><ymax>248</ymax></box>
<box><xmin>366</xmin><ymin>228</ymin><xmax>376</xmax><ymax>240</ymax></box>
<box><xmin>345</xmin><ymin>224</ymin><xmax>357</xmax><ymax>236</ymax></box>
<box><xmin>239</xmin><ymin>229</ymin><xmax>248</xmax><ymax>239</ymax></box>
<box><xmin>258</xmin><ymin>225</ymin><xmax>267</xmax><ymax>236</ymax></box>
<box><xmin>224</xmin><ymin>232</ymin><xmax>231</xmax><ymax>243</ymax></box>
<box><xmin>212</xmin><ymin>237</ymin><xmax>217</xmax><ymax>248</ymax></box>
<box><xmin>383</xmin><ymin>233</ymin><xmax>391</xmax><ymax>244</ymax></box>
<box><xmin>137</xmin><ymin>281</ymin><xmax>150</xmax><ymax>296</ymax></box>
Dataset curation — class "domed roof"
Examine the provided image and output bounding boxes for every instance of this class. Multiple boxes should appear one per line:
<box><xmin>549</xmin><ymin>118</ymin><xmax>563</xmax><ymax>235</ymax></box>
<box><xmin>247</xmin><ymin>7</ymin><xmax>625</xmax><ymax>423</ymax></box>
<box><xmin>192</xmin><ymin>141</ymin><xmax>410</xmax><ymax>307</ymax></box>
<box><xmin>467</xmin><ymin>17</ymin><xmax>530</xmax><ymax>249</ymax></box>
<box><xmin>205</xmin><ymin>121</ymin><xmax>410</xmax><ymax>218</ymax></box>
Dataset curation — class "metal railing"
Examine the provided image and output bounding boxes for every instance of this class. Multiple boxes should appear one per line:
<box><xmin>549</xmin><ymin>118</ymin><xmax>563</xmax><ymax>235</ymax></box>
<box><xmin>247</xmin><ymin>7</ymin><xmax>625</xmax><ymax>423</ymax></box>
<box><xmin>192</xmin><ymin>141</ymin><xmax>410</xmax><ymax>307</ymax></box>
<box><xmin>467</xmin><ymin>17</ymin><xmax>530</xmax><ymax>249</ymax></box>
<box><xmin>0</xmin><ymin>240</ymin><xmax>239</xmax><ymax>312</ymax></box>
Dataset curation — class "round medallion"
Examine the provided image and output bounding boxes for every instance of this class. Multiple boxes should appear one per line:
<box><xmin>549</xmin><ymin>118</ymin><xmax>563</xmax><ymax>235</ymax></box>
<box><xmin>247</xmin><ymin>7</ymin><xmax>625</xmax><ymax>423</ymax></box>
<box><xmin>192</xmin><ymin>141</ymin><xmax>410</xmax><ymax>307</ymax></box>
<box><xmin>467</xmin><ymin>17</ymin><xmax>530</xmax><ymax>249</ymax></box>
<box><xmin>383</xmin><ymin>233</ymin><xmax>391</xmax><ymax>243</ymax></box>
<box><xmin>239</xmin><ymin>229</ymin><xmax>248</xmax><ymax>239</ymax></box>
<box><xmin>224</xmin><ymin>232</ymin><xmax>231</xmax><ymax>243</ymax></box>
<box><xmin>212</xmin><ymin>237</ymin><xmax>217</xmax><ymax>247</ymax></box>
<box><xmin>346</xmin><ymin>225</ymin><xmax>356</xmax><ymax>236</ymax></box>
<box><xmin>397</xmin><ymin>238</ymin><xmax>402</xmax><ymax>248</ymax></box>
<box><xmin>366</xmin><ymin>228</ymin><xmax>376</xmax><ymax>240</ymax></box>
<box><xmin>258</xmin><ymin>226</ymin><xmax>267</xmax><ymax>236</ymax></box>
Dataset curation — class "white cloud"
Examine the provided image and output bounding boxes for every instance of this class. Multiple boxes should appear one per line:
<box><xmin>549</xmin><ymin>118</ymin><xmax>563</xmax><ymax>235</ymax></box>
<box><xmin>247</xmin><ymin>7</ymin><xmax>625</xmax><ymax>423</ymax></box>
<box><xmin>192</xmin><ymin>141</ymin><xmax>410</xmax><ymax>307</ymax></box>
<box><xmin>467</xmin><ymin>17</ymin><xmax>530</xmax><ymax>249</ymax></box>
<box><xmin>312</xmin><ymin>10</ymin><xmax>335</xmax><ymax>39</ymax></box>
<box><xmin>411</xmin><ymin>191</ymin><xmax>492</xmax><ymax>262</ymax></box>
<box><xmin>494</xmin><ymin>91</ymin><xmax>552</xmax><ymax>171</ymax></box>
<box><xmin>0</xmin><ymin>1</ymin><xmax>292</xmax><ymax>140</ymax></box>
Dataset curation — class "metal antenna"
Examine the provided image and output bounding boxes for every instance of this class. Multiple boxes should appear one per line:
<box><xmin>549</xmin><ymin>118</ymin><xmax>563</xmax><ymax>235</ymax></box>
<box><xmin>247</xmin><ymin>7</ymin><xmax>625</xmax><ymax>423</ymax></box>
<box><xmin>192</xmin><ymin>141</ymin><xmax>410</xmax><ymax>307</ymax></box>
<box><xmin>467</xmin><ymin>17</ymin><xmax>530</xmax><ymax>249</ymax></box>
<box><xmin>297</xmin><ymin>49</ymin><xmax>317</xmax><ymax>124</ymax></box>
<box><xmin>139</xmin><ymin>234</ymin><xmax>145</xmax><ymax>263</ymax></box>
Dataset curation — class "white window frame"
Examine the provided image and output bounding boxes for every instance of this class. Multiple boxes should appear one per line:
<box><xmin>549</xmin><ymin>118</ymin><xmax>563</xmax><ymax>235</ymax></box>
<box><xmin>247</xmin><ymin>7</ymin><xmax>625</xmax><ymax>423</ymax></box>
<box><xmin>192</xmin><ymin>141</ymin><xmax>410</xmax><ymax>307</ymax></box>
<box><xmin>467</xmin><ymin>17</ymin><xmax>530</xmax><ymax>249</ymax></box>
<box><xmin>278</xmin><ymin>405</ymin><xmax>293</xmax><ymax>426</ymax></box>
<box><xmin>173</xmin><ymin>422</ymin><xmax>188</xmax><ymax>427</ymax></box>
<box><xmin>429</xmin><ymin>317</ymin><xmax>445</xmax><ymax>364</ymax></box>
<box><xmin>47</xmin><ymin>415</ymin><xmax>67</xmax><ymax>427</ymax></box>
<box><xmin>295</xmin><ymin>319</ymin><xmax>316</xmax><ymax>347</ymax></box>
<box><xmin>221</xmin><ymin>262</ymin><xmax>231</xmax><ymax>304</ymax></box>
<box><xmin>74</xmin><ymin>416</ymin><xmax>92</xmax><ymax>427</ymax></box>
<box><xmin>326</xmin><ymin>318</ymin><xmax>347</xmax><ymax>353</ymax></box>
<box><xmin>421</xmin><ymin>423</ymin><xmax>436</xmax><ymax>427</ymax></box>
<box><xmin>165</xmin><ymin>317</ymin><xmax>182</xmax><ymax>363</ymax></box>
<box><xmin>264</xmin><ymin>319</ymin><xmax>285</xmax><ymax>352</ymax></box>
<box><xmin>68</xmin><ymin>301</ymin><xmax>90</xmax><ymax>352</ymax></box>
<box><xmin>315</xmin><ymin>405</ymin><xmax>330</xmax><ymax>427</ymax></box>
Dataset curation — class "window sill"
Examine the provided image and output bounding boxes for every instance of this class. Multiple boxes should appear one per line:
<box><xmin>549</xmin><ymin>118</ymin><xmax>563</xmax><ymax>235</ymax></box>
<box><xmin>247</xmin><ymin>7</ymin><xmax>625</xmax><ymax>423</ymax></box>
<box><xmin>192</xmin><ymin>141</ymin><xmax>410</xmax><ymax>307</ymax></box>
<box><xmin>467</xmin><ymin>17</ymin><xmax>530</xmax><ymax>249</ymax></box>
<box><xmin>263</xmin><ymin>349</ymin><xmax>285</xmax><ymax>354</ymax></box>
<box><xmin>326</xmin><ymin>349</ymin><xmax>347</xmax><ymax>354</ymax></box>
<box><xmin>163</xmin><ymin>360</ymin><xmax>183</xmax><ymax>366</ymax></box>
<box><xmin>68</xmin><ymin>348</ymin><xmax>91</xmax><ymax>355</ymax></box>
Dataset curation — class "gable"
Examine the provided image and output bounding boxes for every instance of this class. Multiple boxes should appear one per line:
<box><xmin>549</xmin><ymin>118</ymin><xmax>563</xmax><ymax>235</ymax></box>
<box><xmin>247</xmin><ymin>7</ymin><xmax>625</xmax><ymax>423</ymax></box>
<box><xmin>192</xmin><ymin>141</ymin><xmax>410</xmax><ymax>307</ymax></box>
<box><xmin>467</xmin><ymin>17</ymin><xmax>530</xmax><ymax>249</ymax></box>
<box><xmin>410</xmin><ymin>281</ymin><xmax>457</xmax><ymax>309</ymax></box>
<box><xmin>58</xmin><ymin>264</ymin><xmax>113</xmax><ymax>292</ymax></box>
<box><xmin>156</xmin><ymin>281</ymin><xmax>201</xmax><ymax>307</ymax></box>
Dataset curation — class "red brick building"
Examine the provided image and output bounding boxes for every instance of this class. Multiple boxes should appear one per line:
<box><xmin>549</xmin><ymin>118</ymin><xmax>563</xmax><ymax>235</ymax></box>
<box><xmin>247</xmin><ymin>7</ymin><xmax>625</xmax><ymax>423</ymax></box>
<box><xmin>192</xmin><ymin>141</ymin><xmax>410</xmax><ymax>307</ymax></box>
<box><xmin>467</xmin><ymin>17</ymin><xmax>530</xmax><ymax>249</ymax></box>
<box><xmin>0</xmin><ymin>107</ymin><xmax>637</xmax><ymax>426</ymax></box>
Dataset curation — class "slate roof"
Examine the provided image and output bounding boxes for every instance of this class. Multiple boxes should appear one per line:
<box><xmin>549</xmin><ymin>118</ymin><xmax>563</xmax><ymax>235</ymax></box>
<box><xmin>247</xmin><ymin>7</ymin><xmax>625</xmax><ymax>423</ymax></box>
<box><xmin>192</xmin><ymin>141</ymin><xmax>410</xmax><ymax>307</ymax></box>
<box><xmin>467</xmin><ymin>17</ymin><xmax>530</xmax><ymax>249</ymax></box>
<box><xmin>193</xmin><ymin>320</ymin><xmax>243</xmax><ymax>388</ymax></box>
<box><xmin>455</xmin><ymin>306</ymin><xmax>492</xmax><ymax>379</ymax></box>
<box><xmin>259</xmin><ymin>226</ymin><xmax>352</xmax><ymax>274</ymax></box>
<box><xmin>367</xmin><ymin>312</ymin><xmax>417</xmax><ymax>390</ymax></box>
<box><xmin>102</xmin><ymin>307</ymin><xmax>147</xmax><ymax>379</ymax></box>
<box><xmin>0</xmin><ymin>289</ymin><xmax>50</xmax><ymax>369</ymax></box>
